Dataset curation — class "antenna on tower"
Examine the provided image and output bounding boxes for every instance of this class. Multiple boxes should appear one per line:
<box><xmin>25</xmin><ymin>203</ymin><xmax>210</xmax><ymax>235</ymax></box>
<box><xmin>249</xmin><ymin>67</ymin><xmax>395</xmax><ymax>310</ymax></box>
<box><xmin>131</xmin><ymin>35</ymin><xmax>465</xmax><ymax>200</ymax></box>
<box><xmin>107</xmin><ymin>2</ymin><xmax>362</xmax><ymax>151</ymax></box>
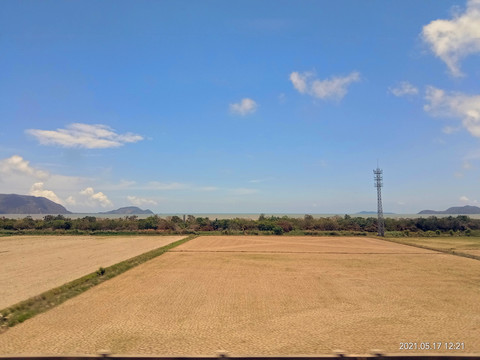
<box><xmin>373</xmin><ymin>165</ymin><xmax>385</xmax><ymax>237</ymax></box>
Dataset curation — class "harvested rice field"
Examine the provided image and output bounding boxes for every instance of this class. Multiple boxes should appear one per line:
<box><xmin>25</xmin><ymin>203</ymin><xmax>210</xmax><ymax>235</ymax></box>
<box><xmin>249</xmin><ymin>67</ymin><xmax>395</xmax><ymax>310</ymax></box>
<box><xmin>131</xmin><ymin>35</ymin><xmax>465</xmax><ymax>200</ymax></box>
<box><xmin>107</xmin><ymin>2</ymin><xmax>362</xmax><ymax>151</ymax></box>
<box><xmin>0</xmin><ymin>235</ymin><xmax>479</xmax><ymax>355</ymax></box>
<box><xmin>390</xmin><ymin>236</ymin><xmax>480</xmax><ymax>257</ymax></box>
<box><xmin>0</xmin><ymin>235</ymin><xmax>186</xmax><ymax>309</ymax></box>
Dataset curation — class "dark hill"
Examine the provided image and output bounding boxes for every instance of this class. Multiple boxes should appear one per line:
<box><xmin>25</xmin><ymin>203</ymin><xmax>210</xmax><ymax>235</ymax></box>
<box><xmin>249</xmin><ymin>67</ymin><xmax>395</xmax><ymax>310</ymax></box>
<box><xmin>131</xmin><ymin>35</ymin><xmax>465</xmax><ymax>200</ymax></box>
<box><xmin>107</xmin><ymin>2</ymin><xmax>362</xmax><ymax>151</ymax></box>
<box><xmin>418</xmin><ymin>205</ymin><xmax>480</xmax><ymax>214</ymax></box>
<box><xmin>0</xmin><ymin>194</ymin><xmax>71</xmax><ymax>214</ymax></box>
<box><xmin>98</xmin><ymin>206</ymin><xmax>154</xmax><ymax>215</ymax></box>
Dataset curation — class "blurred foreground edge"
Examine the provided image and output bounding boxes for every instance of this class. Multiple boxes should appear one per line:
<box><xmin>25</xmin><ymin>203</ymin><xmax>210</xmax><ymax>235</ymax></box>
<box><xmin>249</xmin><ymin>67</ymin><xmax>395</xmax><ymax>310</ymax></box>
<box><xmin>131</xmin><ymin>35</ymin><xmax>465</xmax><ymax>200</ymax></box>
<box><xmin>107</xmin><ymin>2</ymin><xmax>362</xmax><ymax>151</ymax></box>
<box><xmin>1</xmin><ymin>353</ymin><xmax>480</xmax><ymax>360</ymax></box>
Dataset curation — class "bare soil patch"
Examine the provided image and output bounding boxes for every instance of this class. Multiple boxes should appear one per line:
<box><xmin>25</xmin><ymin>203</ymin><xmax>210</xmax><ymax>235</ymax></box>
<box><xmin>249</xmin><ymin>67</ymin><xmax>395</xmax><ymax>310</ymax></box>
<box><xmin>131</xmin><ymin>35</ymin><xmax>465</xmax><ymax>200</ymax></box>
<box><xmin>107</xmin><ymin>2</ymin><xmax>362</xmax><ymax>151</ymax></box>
<box><xmin>1</xmin><ymin>236</ymin><xmax>479</xmax><ymax>355</ymax></box>
<box><xmin>0</xmin><ymin>235</ymin><xmax>185</xmax><ymax>309</ymax></box>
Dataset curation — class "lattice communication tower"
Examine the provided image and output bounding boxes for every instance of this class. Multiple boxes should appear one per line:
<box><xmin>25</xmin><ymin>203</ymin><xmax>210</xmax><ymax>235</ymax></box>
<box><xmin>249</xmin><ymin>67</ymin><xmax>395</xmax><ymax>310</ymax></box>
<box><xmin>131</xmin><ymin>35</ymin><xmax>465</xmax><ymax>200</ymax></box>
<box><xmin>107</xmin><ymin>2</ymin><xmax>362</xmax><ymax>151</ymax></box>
<box><xmin>373</xmin><ymin>167</ymin><xmax>385</xmax><ymax>237</ymax></box>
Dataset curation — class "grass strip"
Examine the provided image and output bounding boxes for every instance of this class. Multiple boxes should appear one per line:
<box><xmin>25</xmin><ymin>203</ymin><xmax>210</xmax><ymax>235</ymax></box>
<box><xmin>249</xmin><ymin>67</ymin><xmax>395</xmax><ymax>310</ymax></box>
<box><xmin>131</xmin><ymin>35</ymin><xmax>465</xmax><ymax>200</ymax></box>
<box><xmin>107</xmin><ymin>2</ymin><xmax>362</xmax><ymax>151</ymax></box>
<box><xmin>375</xmin><ymin>236</ymin><xmax>480</xmax><ymax>261</ymax></box>
<box><xmin>0</xmin><ymin>235</ymin><xmax>197</xmax><ymax>331</ymax></box>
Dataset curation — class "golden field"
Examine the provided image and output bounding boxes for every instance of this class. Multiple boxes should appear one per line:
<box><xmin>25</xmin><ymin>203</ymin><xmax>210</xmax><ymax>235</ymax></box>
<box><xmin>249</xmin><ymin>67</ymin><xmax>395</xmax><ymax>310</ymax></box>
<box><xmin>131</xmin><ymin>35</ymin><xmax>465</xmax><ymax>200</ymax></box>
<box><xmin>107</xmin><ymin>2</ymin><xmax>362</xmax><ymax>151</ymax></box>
<box><xmin>0</xmin><ymin>235</ymin><xmax>479</xmax><ymax>355</ymax></box>
<box><xmin>389</xmin><ymin>236</ymin><xmax>480</xmax><ymax>257</ymax></box>
<box><xmin>0</xmin><ymin>235</ymin><xmax>185</xmax><ymax>309</ymax></box>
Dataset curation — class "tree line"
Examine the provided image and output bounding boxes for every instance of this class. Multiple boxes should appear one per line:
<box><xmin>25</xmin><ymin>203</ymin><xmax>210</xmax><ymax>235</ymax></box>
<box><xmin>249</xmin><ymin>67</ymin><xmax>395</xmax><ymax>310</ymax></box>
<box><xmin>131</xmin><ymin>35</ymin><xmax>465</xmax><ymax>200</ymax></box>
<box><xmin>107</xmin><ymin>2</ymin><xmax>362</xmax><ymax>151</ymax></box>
<box><xmin>0</xmin><ymin>214</ymin><xmax>478</xmax><ymax>236</ymax></box>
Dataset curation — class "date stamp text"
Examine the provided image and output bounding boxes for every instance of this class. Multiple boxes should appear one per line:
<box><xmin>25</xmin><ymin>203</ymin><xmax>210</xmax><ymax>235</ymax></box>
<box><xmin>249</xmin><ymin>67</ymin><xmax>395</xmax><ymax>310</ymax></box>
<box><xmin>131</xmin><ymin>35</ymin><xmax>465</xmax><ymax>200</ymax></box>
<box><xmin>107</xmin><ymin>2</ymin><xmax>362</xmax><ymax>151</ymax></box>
<box><xmin>399</xmin><ymin>342</ymin><xmax>465</xmax><ymax>351</ymax></box>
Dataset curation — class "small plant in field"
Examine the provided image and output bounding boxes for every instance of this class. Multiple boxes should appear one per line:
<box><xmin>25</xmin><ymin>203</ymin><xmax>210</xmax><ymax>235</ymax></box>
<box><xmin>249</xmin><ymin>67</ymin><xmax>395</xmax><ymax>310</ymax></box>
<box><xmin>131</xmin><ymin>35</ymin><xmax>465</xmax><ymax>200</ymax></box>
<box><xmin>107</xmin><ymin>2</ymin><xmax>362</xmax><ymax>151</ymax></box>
<box><xmin>96</xmin><ymin>267</ymin><xmax>106</xmax><ymax>276</ymax></box>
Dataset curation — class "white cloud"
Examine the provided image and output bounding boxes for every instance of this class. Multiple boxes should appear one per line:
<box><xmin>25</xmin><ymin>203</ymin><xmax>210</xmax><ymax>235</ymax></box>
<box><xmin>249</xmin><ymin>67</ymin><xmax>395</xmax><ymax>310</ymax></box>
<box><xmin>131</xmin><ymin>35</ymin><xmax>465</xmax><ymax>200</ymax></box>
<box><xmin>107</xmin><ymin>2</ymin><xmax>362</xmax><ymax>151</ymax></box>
<box><xmin>290</xmin><ymin>72</ymin><xmax>309</xmax><ymax>93</ymax></box>
<box><xmin>424</xmin><ymin>86</ymin><xmax>480</xmax><ymax>137</ymax></box>
<box><xmin>0</xmin><ymin>155</ymin><xmax>48</xmax><ymax>179</ymax></box>
<box><xmin>79</xmin><ymin>187</ymin><xmax>112</xmax><ymax>208</ymax></box>
<box><xmin>422</xmin><ymin>0</ymin><xmax>480</xmax><ymax>77</ymax></box>
<box><xmin>29</xmin><ymin>182</ymin><xmax>63</xmax><ymax>204</ymax></box>
<box><xmin>0</xmin><ymin>155</ymin><xmax>86</xmax><ymax>209</ymax></box>
<box><xmin>460</xmin><ymin>195</ymin><xmax>478</xmax><ymax>204</ymax></box>
<box><xmin>26</xmin><ymin>123</ymin><xmax>143</xmax><ymax>149</ymax></box>
<box><xmin>389</xmin><ymin>81</ymin><xmax>419</xmax><ymax>97</ymax></box>
<box><xmin>230</xmin><ymin>98</ymin><xmax>258</xmax><ymax>116</ymax></box>
<box><xmin>290</xmin><ymin>70</ymin><xmax>360</xmax><ymax>101</ymax></box>
<box><xmin>127</xmin><ymin>196</ymin><xmax>158</xmax><ymax>206</ymax></box>
<box><xmin>65</xmin><ymin>196</ymin><xmax>76</xmax><ymax>206</ymax></box>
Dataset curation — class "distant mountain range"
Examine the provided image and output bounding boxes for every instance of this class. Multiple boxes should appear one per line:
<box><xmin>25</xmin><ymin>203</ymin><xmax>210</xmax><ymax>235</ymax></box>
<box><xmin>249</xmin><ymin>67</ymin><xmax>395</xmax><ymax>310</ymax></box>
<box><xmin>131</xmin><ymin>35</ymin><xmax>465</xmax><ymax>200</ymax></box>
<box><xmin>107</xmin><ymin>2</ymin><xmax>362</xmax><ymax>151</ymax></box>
<box><xmin>98</xmin><ymin>206</ymin><xmax>154</xmax><ymax>215</ymax></box>
<box><xmin>418</xmin><ymin>205</ymin><xmax>480</xmax><ymax>214</ymax></box>
<box><xmin>0</xmin><ymin>194</ymin><xmax>71</xmax><ymax>214</ymax></box>
<box><xmin>0</xmin><ymin>194</ymin><xmax>154</xmax><ymax>215</ymax></box>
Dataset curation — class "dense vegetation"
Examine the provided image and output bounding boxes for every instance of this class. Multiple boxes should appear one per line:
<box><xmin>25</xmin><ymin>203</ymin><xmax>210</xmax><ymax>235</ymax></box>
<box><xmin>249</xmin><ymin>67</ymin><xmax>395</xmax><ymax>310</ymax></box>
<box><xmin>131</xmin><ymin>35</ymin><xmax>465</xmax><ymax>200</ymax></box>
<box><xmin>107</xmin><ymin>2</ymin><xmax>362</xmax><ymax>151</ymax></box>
<box><xmin>1</xmin><ymin>214</ymin><xmax>479</xmax><ymax>237</ymax></box>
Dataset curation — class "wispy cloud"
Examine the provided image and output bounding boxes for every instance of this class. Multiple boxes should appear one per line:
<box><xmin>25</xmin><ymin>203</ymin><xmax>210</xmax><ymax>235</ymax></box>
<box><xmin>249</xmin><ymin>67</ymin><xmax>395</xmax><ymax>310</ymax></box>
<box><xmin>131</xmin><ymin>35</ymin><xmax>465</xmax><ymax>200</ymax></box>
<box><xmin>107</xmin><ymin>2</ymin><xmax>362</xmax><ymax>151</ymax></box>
<box><xmin>197</xmin><ymin>186</ymin><xmax>219</xmax><ymax>192</ymax></box>
<box><xmin>460</xmin><ymin>195</ymin><xmax>478</xmax><ymax>204</ymax></box>
<box><xmin>230</xmin><ymin>98</ymin><xmax>258</xmax><ymax>116</ymax></box>
<box><xmin>127</xmin><ymin>196</ymin><xmax>158</xmax><ymax>206</ymax></box>
<box><xmin>463</xmin><ymin>160</ymin><xmax>472</xmax><ymax>169</ymax></box>
<box><xmin>26</xmin><ymin>123</ymin><xmax>143</xmax><ymax>149</ymax></box>
<box><xmin>442</xmin><ymin>126</ymin><xmax>460</xmax><ymax>134</ymax></box>
<box><xmin>389</xmin><ymin>81</ymin><xmax>419</xmax><ymax>97</ymax></box>
<box><xmin>424</xmin><ymin>86</ymin><xmax>480</xmax><ymax>137</ymax></box>
<box><xmin>248</xmin><ymin>179</ymin><xmax>266</xmax><ymax>184</ymax></box>
<box><xmin>29</xmin><ymin>182</ymin><xmax>63</xmax><ymax>204</ymax></box>
<box><xmin>422</xmin><ymin>0</ymin><xmax>480</xmax><ymax>77</ymax></box>
<box><xmin>289</xmin><ymin>70</ymin><xmax>360</xmax><ymax>101</ymax></box>
<box><xmin>147</xmin><ymin>181</ymin><xmax>189</xmax><ymax>190</ymax></box>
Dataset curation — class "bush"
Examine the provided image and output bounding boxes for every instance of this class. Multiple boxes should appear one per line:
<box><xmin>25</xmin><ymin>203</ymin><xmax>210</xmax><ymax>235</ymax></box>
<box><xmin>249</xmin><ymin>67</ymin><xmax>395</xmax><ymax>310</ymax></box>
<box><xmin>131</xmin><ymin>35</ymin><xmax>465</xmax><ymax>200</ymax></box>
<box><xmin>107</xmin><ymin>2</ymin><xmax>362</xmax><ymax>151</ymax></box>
<box><xmin>273</xmin><ymin>226</ymin><xmax>284</xmax><ymax>235</ymax></box>
<box><xmin>96</xmin><ymin>267</ymin><xmax>106</xmax><ymax>276</ymax></box>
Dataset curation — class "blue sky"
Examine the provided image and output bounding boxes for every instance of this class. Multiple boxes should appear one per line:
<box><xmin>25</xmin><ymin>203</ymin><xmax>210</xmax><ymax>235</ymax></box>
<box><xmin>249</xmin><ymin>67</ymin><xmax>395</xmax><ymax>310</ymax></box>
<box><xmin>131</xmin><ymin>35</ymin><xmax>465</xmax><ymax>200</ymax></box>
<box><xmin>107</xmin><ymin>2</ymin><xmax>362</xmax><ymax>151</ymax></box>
<box><xmin>1</xmin><ymin>0</ymin><xmax>480</xmax><ymax>214</ymax></box>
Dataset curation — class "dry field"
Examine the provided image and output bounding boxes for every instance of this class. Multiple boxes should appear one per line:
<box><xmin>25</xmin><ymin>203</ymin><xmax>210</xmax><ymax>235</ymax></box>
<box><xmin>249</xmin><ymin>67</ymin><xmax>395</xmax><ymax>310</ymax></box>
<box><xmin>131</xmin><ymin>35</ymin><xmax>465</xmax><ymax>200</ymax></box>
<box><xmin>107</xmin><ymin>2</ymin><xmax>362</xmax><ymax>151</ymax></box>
<box><xmin>0</xmin><ymin>235</ymin><xmax>185</xmax><ymax>309</ymax></box>
<box><xmin>395</xmin><ymin>236</ymin><xmax>480</xmax><ymax>257</ymax></box>
<box><xmin>0</xmin><ymin>235</ymin><xmax>479</xmax><ymax>355</ymax></box>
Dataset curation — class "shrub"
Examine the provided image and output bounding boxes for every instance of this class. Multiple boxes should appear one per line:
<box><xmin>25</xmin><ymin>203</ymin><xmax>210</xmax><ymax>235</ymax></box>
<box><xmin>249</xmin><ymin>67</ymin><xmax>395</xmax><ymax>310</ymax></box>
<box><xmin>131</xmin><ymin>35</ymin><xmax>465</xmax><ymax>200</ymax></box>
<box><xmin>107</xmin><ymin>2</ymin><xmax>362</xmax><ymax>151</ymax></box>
<box><xmin>273</xmin><ymin>226</ymin><xmax>284</xmax><ymax>235</ymax></box>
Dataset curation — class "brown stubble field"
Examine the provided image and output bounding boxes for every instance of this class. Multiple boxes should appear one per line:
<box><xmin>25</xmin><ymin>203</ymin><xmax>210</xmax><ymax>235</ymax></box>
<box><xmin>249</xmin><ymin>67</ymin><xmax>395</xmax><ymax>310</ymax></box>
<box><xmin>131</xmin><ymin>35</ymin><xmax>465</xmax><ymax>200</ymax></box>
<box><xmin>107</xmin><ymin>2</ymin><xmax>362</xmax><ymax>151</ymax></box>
<box><xmin>387</xmin><ymin>236</ymin><xmax>480</xmax><ymax>257</ymax></box>
<box><xmin>0</xmin><ymin>235</ymin><xmax>479</xmax><ymax>355</ymax></box>
<box><xmin>0</xmin><ymin>235</ymin><xmax>186</xmax><ymax>309</ymax></box>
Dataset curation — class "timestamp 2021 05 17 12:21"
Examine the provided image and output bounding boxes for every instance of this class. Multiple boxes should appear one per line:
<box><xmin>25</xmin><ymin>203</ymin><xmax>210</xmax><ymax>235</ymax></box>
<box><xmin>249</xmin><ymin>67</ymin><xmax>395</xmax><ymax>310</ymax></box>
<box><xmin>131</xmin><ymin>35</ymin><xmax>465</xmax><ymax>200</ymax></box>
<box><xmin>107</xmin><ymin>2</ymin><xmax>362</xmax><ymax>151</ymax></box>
<box><xmin>399</xmin><ymin>342</ymin><xmax>465</xmax><ymax>351</ymax></box>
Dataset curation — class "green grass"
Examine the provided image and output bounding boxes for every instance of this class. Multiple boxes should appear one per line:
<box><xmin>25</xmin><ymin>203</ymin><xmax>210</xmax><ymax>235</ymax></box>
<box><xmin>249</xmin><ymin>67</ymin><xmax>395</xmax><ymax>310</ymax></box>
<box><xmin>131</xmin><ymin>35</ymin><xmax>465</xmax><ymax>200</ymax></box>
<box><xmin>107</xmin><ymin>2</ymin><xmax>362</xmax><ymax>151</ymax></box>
<box><xmin>0</xmin><ymin>235</ymin><xmax>196</xmax><ymax>330</ymax></box>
